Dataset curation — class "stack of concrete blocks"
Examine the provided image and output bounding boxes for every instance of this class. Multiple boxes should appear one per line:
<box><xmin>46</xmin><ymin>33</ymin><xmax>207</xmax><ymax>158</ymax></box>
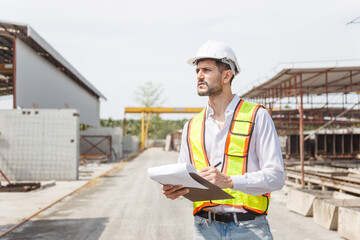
<box><xmin>0</xmin><ymin>109</ymin><xmax>79</xmax><ymax>181</ymax></box>
<box><xmin>287</xmin><ymin>188</ymin><xmax>336</xmax><ymax>217</ymax></box>
<box><xmin>146</xmin><ymin>139</ymin><xmax>166</xmax><ymax>148</ymax></box>
<box><xmin>313</xmin><ymin>194</ymin><xmax>360</xmax><ymax>230</ymax></box>
<box><xmin>123</xmin><ymin>135</ymin><xmax>139</xmax><ymax>156</ymax></box>
<box><xmin>80</xmin><ymin>127</ymin><xmax>123</xmax><ymax>161</ymax></box>
<box><xmin>287</xmin><ymin>188</ymin><xmax>360</xmax><ymax>239</ymax></box>
<box><xmin>338</xmin><ymin>207</ymin><xmax>360</xmax><ymax>239</ymax></box>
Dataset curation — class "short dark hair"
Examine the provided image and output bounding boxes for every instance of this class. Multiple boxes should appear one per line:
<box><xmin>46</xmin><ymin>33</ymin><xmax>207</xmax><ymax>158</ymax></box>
<box><xmin>197</xmin><ymin>58</ymin><xmax>234</xmax><ymax>84</ymax></box>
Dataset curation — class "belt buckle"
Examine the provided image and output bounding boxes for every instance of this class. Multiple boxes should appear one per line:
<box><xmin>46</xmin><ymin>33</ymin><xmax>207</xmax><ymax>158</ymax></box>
<box><xmin>233</xmin><ymin>213</ymin><xmax>238</xmax><ymax>224</ymax></box>
<box><xmin>213</xmin><ymin>213</ymin><xmax>223</xmax><ymax>223</ymax></box>
<box><xmin>207</xmin><ymin>211</ymin><xmax>212</xmax><ymax>223</ymax></box>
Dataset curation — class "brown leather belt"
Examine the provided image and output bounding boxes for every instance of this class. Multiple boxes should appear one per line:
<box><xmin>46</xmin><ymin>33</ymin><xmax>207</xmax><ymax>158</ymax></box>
<box><xmin>195</xmin><ymin>210</ymin><xmax>257</xmax><ymax>223</ymax></box>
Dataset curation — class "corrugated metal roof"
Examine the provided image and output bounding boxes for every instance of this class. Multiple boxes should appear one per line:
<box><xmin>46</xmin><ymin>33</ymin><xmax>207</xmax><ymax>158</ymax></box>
<box><xmin>242</xmin><ymin>66</ymin><xmax>360</xmax><ymax>99</ymax></box>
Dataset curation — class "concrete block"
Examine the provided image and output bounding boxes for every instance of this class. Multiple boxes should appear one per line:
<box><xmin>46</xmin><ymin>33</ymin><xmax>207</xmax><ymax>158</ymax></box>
<box><xmin>286</xmin><ymin>189</ymin><xmax>343</xmax><ymax>216</ymax></box>
<box><xmin>313</xmin><ymin>196</ymin><xmax>360</xmax><ymax>230</ymax></box>
<box><xmin>0</xmin><ymin>109</ymin><xmax>79</xmax><ymax>181</ymax></box>
<box><xmin>123</xmin><ymin>135</ymin><xmax>139</xmax><ymax>155</ymax></box>
<box><xmin>338</xmin><ymin>207</ymin><xmax>360</xmax><ymax>240</ymax></box>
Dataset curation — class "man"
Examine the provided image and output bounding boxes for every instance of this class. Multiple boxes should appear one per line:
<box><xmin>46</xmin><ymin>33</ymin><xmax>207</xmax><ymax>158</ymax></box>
<box><xmin>162</xmin><ymin>40</ymin><xmax>285</xmax><ymax>240</ymax></box>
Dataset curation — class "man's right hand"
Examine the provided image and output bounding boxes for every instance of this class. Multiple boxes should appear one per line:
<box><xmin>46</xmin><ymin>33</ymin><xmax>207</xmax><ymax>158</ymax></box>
<box><xmin>161</xmin><ymin>185</ymin><xmax>189</xmax><ymax>200</ymax></box>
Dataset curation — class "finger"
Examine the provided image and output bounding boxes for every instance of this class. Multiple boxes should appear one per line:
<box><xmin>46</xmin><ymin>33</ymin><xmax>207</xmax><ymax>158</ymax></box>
<box><xmin>163</xmin><ymin>185</ymin><xmax>183</xmax><ymax>194</ymax></box>
<box><xmin>166</xmin><ymin>188</ymin><xmax>189</xmax><ymax>200</ymax></box>
<box><xmin>199</xmin><ymin>171</ymin><xmax>210</xmax><ymax>179</ymax></box>
<box><xmin>165</xmin><ymin>189</ymin><xmax>185</xmax><ymax>199</ymax></box>
<box><xmin>199</xmin><ymin>168</ymin><xmax>217</xmax><ymax>179</ymax></box>
<box><xmin>161</xmin><ymin>185</ymin><xmax>174</xmax><ymax>191</ymax></box>
<box><xmin>199</xmin><ymin>166</ymin><xmax>218</xmax><ymax>174</ymax></box>
<box><xmin>198</xmin><ymin>167</ymin><xmax>211</xmax><ymax>174</ymax></box>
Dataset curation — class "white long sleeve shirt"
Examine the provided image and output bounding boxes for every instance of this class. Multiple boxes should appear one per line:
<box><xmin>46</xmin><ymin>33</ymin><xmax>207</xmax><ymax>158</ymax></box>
<box><xmin>178</xmin><ymin>95</ymin><xmax>286</xmax><ymax>213</ymax></box>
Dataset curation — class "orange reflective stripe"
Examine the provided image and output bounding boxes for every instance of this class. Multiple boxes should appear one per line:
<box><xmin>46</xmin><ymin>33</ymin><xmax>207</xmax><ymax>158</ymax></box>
<box><xmin>187</xmin><ymin>118</ymin><xmax>196</xmax><ymax>167</ymax></box>
<box><xmin>193</xmin><ymin>202</ymin><xmax>218</xmax><ymax>215</ymax></box>
<box><xmin>243</xmin><ymin>104</ymin><xmax>260</xmax><ymax>156</ymax></box>
<box><xmin>232</xmin><ymin>100</ymin><xmax>244</xmax><ymax>130</ymax></box>
<box><xmin>223</xmin><ymin>155</ymin><xmax>229</xmax><ymax>175</ymax></box>
<box><xmin>223</xmin><ymin>100</ymin><xmax>243</xmax><ymax>175</ymax></box>
<box><xmin>200</xmin><ymin>110</ymin><xmax>209</xmax><ymax>166</ymax></box>
<box><xmin>244</xmin><ymin>205</ymin><xmax>268</xmax><ymax>214</ymax></box>
<box><xmin>241</xmin><ymin>157</ymin><xmax>247</xmax><ymax>175</ymax></box>
<box><xmin>194</xmin><ymin>203</ymin><xmax>268</xmax><ymax>215</ymax></box>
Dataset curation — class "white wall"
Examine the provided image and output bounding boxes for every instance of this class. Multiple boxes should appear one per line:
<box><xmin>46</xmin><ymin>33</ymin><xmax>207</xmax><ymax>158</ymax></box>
<box><xmin>15</xmin><ymin>39</ymin><xmax>100</xmax><ymax>127</ymax></box>
<box><xmin>123</xmin><ymin>136</ymin><xmax>139</xmax><ymax>155</ymax></box>
<box><xmin>0</xmin><ymin>109</ymin><xmax>79</xmax><ymax>181</ymax></box>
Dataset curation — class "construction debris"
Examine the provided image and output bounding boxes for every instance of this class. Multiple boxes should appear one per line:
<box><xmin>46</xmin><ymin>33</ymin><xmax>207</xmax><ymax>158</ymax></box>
<box><xmin>0</xmin><ymin>182</ymin><xmax>41</xmax><ymax>192</ymax></box>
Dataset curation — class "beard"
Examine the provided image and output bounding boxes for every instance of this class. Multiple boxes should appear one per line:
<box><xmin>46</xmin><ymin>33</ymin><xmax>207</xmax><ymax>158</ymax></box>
<box><xmin>197</xmin><ymin>78</ymin><xmax>223</xmax><ymax>97</ymax></box>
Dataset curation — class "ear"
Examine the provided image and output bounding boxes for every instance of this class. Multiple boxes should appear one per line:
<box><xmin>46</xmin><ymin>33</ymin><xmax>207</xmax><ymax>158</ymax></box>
<box><xmin>222</xmin><ymin>70</ymin><xmax>233</xmax><ymax>84</ymax></box>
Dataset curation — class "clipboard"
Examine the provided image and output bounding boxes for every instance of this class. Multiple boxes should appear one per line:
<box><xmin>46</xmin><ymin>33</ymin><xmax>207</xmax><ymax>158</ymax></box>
<box><xmin>148</xmin><ymin>163</ymin><xmax>234</xmax><ymax>202</ymax></box>
<box><xmin>182</xmin><ymin>173</ymin><xmax>234</xmax><ymax>202</ymax></box>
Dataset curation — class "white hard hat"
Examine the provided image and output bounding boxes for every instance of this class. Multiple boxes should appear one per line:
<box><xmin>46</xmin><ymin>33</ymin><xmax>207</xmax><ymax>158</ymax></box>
<box><xmin>187</xmin><ymin>40</ymin><xmax>240</xmax><ymax>76</ymax></box>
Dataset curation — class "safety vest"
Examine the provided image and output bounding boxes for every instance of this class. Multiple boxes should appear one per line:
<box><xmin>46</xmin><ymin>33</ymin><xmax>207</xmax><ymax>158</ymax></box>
<box><xmin>187</xmin><ymin>99</ymin><xmax>270</xmax><ymax>215</ymax></box>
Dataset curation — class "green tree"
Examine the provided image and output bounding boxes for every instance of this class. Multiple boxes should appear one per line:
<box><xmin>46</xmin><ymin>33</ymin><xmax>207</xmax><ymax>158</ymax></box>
<box><xmin>100</xmin><ymin>118</ymin><xmax>123</xmax><ymax>128</ymax></box>
<box><xmin>100</xmin><ymin>117</ymin><xmax>189</xmax><ymax>139</ymax></box>
<box><xmin>100</xmin><ymin>82</ymin><xmax>191</xmax><ymax>139</ymax></box>
<box><xmin>135</xmin><ymin>81</ymin><xmax>165</xmax><ymax>107</ymax></box>
<box><xmin>148</xmin><ymin>116</ymin><xmax>188</xmax><ymax>139</ymax></box>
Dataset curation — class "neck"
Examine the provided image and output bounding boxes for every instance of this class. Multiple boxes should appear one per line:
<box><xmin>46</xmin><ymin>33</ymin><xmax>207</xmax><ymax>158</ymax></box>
<box><xmin>208</xmin><ymin>88</ymin><xmax>234</xmax><ymax>119</ymax></box>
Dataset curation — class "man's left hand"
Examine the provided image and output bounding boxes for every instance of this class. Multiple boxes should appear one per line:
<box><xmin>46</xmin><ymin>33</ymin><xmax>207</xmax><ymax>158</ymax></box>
<box><xmin>198</xmin><ymin>166</ymin><xmax>234</xmax><ymax>189</ymax></box>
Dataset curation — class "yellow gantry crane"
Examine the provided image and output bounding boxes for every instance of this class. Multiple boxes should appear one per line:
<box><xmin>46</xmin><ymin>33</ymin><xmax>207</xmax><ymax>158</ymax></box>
<box><xmin>124</xmin><ymin>107</ymin><xmax>203</xmax><ymax>150</ymax></box>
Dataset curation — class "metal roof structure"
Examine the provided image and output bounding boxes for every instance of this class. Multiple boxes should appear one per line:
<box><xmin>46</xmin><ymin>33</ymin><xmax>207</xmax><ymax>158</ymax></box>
<box><xmin>241</xmin><ymin>66</ymin><xmax>360</xmax><ymax>187</ymax></box>
<box><xmin>243</xmin><ymin>67</ymin><xmax>360</xmax><ymax>101</ymax></box>
<box><xmin>0</xmin><ymin>19</ymin><xmax>106</xmax><ymax>100</ymax></box>
<box><xmin>241</xmin><ymin>66</ymin><xmax>360</xmax><ymax>133</ymax></box>
<box><xmin>271</xmin><ymin>107</ymin><xmax>360</xmax><ymax>132</ymax></box>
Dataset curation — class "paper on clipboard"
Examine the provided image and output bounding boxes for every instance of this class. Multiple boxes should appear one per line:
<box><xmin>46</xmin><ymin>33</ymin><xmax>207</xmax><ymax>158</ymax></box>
<box><xmin>147</xmin><ymin>163</ymin><xmax>208</xmax><ymax>189</ymax></box>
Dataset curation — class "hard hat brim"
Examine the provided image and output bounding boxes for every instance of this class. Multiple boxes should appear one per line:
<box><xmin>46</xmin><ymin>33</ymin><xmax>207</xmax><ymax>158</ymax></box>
<box><xmin>186</xmin><ymin>56</ymin><xmax>222</xmax><ymax>66</ymax></box>
<box><xmin>186</xmin><ymin>56</ymin><xmax>241</xmax><ymax>75</ymax></box>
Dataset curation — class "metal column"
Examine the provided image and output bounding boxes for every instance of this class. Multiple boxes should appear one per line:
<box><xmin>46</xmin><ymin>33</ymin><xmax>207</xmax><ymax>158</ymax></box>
<box><xmin>298</xmin><ymin>74</ymin><xmax>305</xmax><ymax>188</ymax></box>
<box><xmin>141</xmin><ymin>112</ymin><xmax>145</xmax><ymax>150</ymax></box>
<box><xmin>12</xmin><ymin>37</ymin><xmax>16</xmax><ymax>109</ymax></box>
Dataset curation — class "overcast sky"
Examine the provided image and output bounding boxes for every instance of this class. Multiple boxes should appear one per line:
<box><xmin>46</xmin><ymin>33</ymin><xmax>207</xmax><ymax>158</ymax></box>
<box><xmin>1</xmin><ymin>0</ymin><xmax>360</xmax><ymax>119</ymax></box>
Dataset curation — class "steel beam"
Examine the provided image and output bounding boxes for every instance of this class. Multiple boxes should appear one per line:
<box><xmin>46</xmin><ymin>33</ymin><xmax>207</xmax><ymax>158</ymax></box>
<box><xmin>298</xmin><ymin>74</ymin><xmax>305</xmax><ymax>188</ymax></box>
<box><xmin>125</xmin><ymin>107</ymin><xmax>203</xmax><ymax>114</ymax></box>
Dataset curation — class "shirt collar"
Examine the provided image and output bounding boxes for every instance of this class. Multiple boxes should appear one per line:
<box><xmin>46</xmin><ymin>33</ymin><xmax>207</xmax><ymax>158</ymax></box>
<box><xmin>206</xmin><ymin>94</ymin><xmax>241</xmax><ymax>119</ymax></box>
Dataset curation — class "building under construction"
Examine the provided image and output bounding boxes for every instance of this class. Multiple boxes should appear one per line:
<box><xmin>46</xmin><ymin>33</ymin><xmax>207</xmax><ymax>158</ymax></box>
<box><xmin>241</xmin><ymin>66</ymin><xmax>360</xmax><ymax>194</ymax></box>
<box><xmin>0</xmin><ymin>20</ymin><xmax>139</xmax><ymax>183</ymax></box>
<box><xmin>0</xmin><ymin>20</ymin><xmax>108</xmax><ymax>181</ymax></box>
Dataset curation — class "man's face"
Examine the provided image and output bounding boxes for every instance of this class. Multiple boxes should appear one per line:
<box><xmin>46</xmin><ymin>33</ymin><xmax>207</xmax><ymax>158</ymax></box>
<box><xmin>196</xmin><ymin>60</ymin><xmax>222</xmax><ymax>97</ymax></box>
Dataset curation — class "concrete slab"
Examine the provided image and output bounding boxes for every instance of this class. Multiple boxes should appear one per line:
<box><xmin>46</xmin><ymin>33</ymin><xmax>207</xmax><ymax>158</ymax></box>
<box><xmin>338</xmin><ymin>207</ymin><xmax>360</xmax><ymax>240</ymax></box>
<box><xmin>286</xmin><ymin>188</ymin><xmax>336</xmax><ymax>216</ymax></box>
<box><xmin>0</xmin><ymin>109</ymin><xmax>80</xmax><ymax>181</ymax></box>
<box><xmin>313</xmin><ymin>197</ymin><xmax>360</xmax><ymax>230</ymax></box>
<box><xmin>268</xmin><ymin>186</ymin><xmax>342</xmax><ymax>240</ymax></box>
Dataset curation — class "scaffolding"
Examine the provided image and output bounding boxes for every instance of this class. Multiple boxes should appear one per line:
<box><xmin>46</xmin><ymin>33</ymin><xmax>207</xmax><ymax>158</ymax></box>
<box><xmin>241</xmin><ymin>66</ymin><xmax>360</xmax><ymax>187</ymax></box>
